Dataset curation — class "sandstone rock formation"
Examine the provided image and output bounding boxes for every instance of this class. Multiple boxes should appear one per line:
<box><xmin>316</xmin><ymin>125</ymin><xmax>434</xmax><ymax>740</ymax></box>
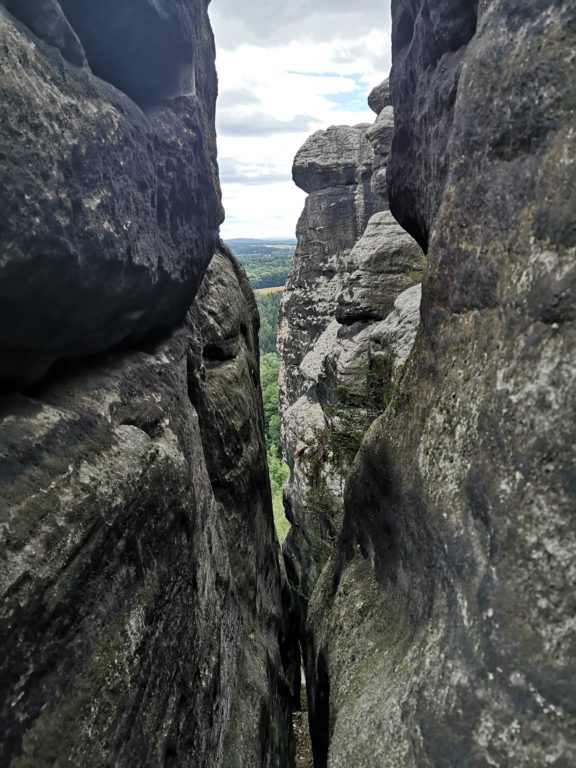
<box><xmin>335</xmin><ymin>209</ymin><xmax>424</xmax><ymax>324</ymax></box>
<box><xmin>278</xmin><ymin>82</ymin><xmax>426</xmax><ymax>765</ymax></box>
<box><xmin>278</xmin><ymin>125</ymin><xmax>380</xmax><ymax>412</ymax></box>
<box><xmin>0</xmin><ymin>247</ymin><xmax>293</xmax><ymax>768</ymax></box>
<box><xmin>367</xmin><ymin>78</ymin><xmax>391</xmax><ymax>115</ymax></box>
<box><xmin>278</xmin><ymin>124</ymin><xmax>378</xmax><ymax>608</ymax></box>
<box><xmin>296</xmin><ymin>2</ymin><xmax>576</xmax><ymax>766</ymax></box>
<box><xmin>0</xmin><ymin>2</ymin><xmax>222</xmax><ymax>387</ymax></box>
<box><xmin>0</xmin><ymin>4</ymin><xmax>292</xmax><ymax>767</ymax></box>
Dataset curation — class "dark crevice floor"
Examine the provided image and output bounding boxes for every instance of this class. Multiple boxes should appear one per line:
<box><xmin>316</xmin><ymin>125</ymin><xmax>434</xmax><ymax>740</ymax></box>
<box><xmin>293</xmin><ymin>711</ymin><xmax>314</xmax><ymax>768</ymax></box>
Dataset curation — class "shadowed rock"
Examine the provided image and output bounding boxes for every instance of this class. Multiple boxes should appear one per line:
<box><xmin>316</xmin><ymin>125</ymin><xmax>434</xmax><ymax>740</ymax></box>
<box><xmin>367</xmin><ymin>77</ymin><xmax>391</xmax><ymax>115</ymax></box>
<box><xmin>1</xmin><ymin>0</ymin><xmax>86</xmax><ymax>65</ymax></box>
<box><xmin>0</xmin><ymin>3</ymin><xmax>222</xmax><ymax>387</ymax></box>
<box><xmin>0</xmin><ymin>249</ymin><xmax>293</xmax><ymax>768</ymax></box>
<box><xmin>57</xmin><ymin>0</ymin><xmax>201</xmax><ymax>106</ymax></box>
<box><xmin>302</xmin><ymin>1</ymin><xmax>576</xmax><ymax>765</ymax></box>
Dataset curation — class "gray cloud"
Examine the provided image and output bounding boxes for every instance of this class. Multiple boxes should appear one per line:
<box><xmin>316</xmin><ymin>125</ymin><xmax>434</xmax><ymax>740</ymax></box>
<box><xmin>218</xmin><ymin>157</ymin><xmax>292</xmax><ymax>185</ymax></box>
<box><xmin>217</xmin><ymin>87</ymin><xmax>260</xmax><ymax>109</ymax></box>
<box><xmin>222</xmin><ymin>171</ymin><xmax>292</xmax><ymax>185</ymax></box>
<box><xmin>333</xmin><ymin>43</ymin><xmax>390</xmax><ymax>70</ymax></box>
<box><xmin>210</xmin><ymin>0</ymin><xmax>391</xmax><ymax>48</ymax></box>
<box><xmin>217</xmin><ymin>112</ymin><xmax>321</xmax><ymax>137</ymax></box>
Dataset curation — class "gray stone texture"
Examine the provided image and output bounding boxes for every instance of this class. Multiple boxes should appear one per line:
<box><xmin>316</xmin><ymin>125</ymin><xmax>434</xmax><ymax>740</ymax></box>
<box><xmin>279</xmin><ymin>96</ymin><xmax>424</xmax><ymax>590</ymax></box>
<box><xmin>0</xmin><ymin>249</ymin><xmax>293</xmax><ymax>768</ymax></box>
<box><xmin>367</xmin><ymin>77</ymin><xmax>391</xmax><ymax>115</ymax></box>
<box><xmin>278</xmin><ymin>86</ymin><xmax>425</xmax><ymax>768</ymax></box>
<box><xmin>0</xmin><ymin>2</ymin><xmax>222</xmax><ymax>386</ymax></box>
<box><xmin>278</xmin><ymin>125</ymin><xmax>380</xmax><ymax>412</ymax></box>
<box><xmin>365</xmin><ymin>106</ymin><xmax>394</xmax><ymax>203</ymax></box>
<box><xmin>0</xmin><ymin>3</ymin><xmax>292</xmax><ymax>766</ymax></box>
<box><xmin>302</xmin><ymin>1</ymin><xmax>576</xmax><ymax>766</ymax></box>
<box><xmin>336</xmin><ymin>210</ymin><xmax>425</xmax><ymax>324</ymax></box>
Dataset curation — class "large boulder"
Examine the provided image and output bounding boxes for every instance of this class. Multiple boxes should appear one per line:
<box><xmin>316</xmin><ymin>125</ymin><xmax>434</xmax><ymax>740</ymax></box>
<box><xmin>0</xmin><ymin>248</ymin><xmax>293</xmax><ymax>768</ymax></box>
<box><xmin>336</xmin><ymin>210</ymin><xmax>425</xmax><ymax>324</ymax></box>
<box><xmin>302</xmin><ymin>1</ymin><xmax>576</xmax><ymax>765</ymax></box>
<box><xmin>0</xmin><ymin>3</ymin><xmax>222</xmax><ymax>387</ymax></box>
<box><xmin>367</xmin><ymin>77</ymin><xmax>391</xmax><ymax>115</ymax></box>
<box><xmin>278</xmin><ymin>125</ymin><xmax>379</xmax><ymax>411</ymax></box>
<box><xmin>292</xmin><ymin>125</ymin><xmax>375</xmax><ymax>193</ymax></box>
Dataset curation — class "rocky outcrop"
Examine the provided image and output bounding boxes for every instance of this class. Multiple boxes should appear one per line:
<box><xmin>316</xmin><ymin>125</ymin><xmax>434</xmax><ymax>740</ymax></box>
<box><xmin>365</xmin><ymin>106</ymin><xmax>394</xmax><ymax>203</ymax></box>
<box><xmin>367</xmin><ymin>79</ymin><xmax>391</xmax><ymax>115</ymax></box>
<box><xmin>278</xmin><ymin>125</ymin><xmax>380</xmax><ymax>411</ymax></box>
<box><xmin>188</xmin><ymin>251</ymin><xmax>293</xmax><ymax>768</ymax></box>
<box><xmin>298</xmin><ymin>2</ymin><xmax>576</xmax><ymax>766</ymax></box>
<box><xmin>336</xmin><ymin>209</ymin><xmax>425</xmax><ymax>324</ymax></box>
<box><xmin>0</xmin><ymin>5</ymin><xmax>291</xmax><ymax>767</ymax></box>
<box><xmin>279</xmin><ymin>98</ymin><xmax>423</xmax><ymax>567</ymax></box>
<box><xmin>387</xmin><ymin>0</ymin><xmax>478</xmax><ymax>251</ymax></box>
<box><xmin>0</xmin><ymin>2</ymin><xmax>222</xmax><ymax>387</ymax></box>
<box><xmin>0</xmin><ymin>248</ymin><xmax>292</xmax><ymax>768</ymax></box>
<box><xmin>278</xmin><ymin>81</ymin><xmax>426</xmax><ymax>761</ymax></box>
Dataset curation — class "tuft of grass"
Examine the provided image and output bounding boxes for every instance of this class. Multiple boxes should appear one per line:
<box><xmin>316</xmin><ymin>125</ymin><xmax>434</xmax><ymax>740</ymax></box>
<box><xmin>268</xmin><ymin>446</ymin><xmax>290</xmax><ymax>542</ymax></box>
<box><xmin>273</xmin><ymin>487</ymin><xmax>291</xmax><ymax>543</ymax></box>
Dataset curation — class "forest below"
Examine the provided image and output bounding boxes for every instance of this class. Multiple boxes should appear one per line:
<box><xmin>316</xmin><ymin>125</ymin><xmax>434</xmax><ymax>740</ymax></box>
<box><xmin>226</xmin><ymin>239</ymin><xmax>295</xmax><ymax>540</ymax></box>
<box><xmin>226</xmin><ymin>239</ymin><xmax>295</xmax><ymax>289</ymax></box>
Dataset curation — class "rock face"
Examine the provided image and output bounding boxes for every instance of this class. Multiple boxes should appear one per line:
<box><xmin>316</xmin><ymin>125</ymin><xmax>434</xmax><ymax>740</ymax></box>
<box><xmin>0</xmin><ymin>2</ymin><xmax>222</xmax><ymax>387</ymax></box>
<box><xmin>365</xmin><ymin>106</ymin><xmax>394</xmax><ymax>203</ymax></box>
<box><xmin>277</xmin><ymin>84</ymin><xmax>426</xmax><ymax>764</ymax></box>
<box><xmin>188</xmin><ymin>251</ymin><xmax>293</xmax><ymax>768</ymax></box>
<box><xmin>387</xmin><ymin>0</ymin><xmax>478</xmax><ymax>251</ymax></box>
<box><xmin>297</xmin><ymin>2</ymin><xmax>576</xmax><ymax>766</ymax></box>
<box><xmin>0</xmin><ymin>5</ymin><xmax>292</xmax><ymax>767</ymax></box>
<box><xmin>0</xmin><ymin>249</ymin><xmax>292</xmax><ymax>768</ymax></box>
<box><xmin>278</xmin><ymin>122</ymin><xmax>382</xmax><ymax>604</ymax></box>
<box><xmin>335</xmin><ymin>209</ymin><xmax>425</xmax><ymax>324</ymax></box>
<box><xmin>278</xmin><ymin>125</ymin><xmax>380</xmax><ymax>411</ymax></box>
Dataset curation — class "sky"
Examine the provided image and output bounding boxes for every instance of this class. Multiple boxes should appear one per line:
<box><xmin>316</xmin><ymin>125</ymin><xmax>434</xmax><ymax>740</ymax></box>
<box><xmin>208</xmin><ymin>0</ymin><xmax>392</xmax><ymax>239</ymax></box>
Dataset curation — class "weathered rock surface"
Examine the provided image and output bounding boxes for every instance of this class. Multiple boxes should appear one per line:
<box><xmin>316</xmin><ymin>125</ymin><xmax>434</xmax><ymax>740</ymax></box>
<box><xmin>301</xmin><ymin>1</ymin><xmax>576</xmax><ymax>766</ymax></box>
<box><xmin>0</xmin><ymin>4</ymin><xmax>292</xmax><ymax>766</ymax></box>
<box><xmin>278</xmin><ymin>123</ymin><xmax>380</xmax><ymax>589</ymax></box>
<box><xmin>278</xmin><ymin>125</ymin><xmax>380</xmax><ymax>411</ymax></box>
<box><xmin>367</xmin><ymin>77</ymin><xmax>391</xmax><ymax>115</ymax></box>
<box><xmin>1</xmin><ymin>0</ymin><xmax>86</xmax><ymax>66</ymax></box>
<box><xmin>328</xmin><ymin>283</ymin><xmax>423</xmax><ymax>400</ymax></box>
<box><xmin>387</xmin><ymin>0</ymin><xmax>478</xmax><ymax>250</ymax></box>
<box><xmin>0</xmin><ymin>3</ymin><xmax>222</xmax><ymax>387</ymax></box>
<box><xmin>56</xmin><ymin>0</ymin><xmax>203</xmax><ymax>107</ymax></box>
<box><xmin>188</xmin><ymin>250</ymin><xmax>293</xmax><ymax>768</ymax></box>
<box><xmin>279</xmin><ymin>93</ymin><xmax>424</xmax><ymax>585</ymax></box>
<box><xmin>365</xmin><ymin>107</ymin><xmax>394</xmax><ymax>202</ymax></box>
<box><xmin>0</xmin><ymin>249</ymin><xmax>292</xmax><ymax>768</ymax></box>
<box><xmin>278</xmin><ymin>84</ymin><xmax>426</xmax><ymax>765</ymax></box>
<box><xmin>336</xmin><ymin>210</ymin><xmax>424</xmax><ymax>324</ymax></box>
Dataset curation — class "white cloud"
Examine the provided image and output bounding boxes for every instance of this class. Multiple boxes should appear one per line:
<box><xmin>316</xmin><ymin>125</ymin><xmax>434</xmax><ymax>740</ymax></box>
<box><xmin>218</xmin><ymin>111</ymin><xmax>322</xmax><ymax>137</ymax></box>
<box><xmin>209</xmin><ymin>2</ymin><xmax>392</xmax><ymax>238</ymax></box>
<box><xmin>210</xmin><ymin>0</ymin><xmax>390</xmax><ymax>47</ymax></box>
<box><xmin>220</xmin><ymin>181</ymin><xmax>307</xmax><ymax>239</ymax></box>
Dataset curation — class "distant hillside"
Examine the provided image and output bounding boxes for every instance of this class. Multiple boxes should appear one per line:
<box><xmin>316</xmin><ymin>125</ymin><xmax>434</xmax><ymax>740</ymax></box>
<box><xmin>226</xmin><ymin>237</ymin><xmax>296</xmax><ymax>246</ymax></box>
<box><xmin>226</xmin><ymin>238</ymin><xmax>295</xmax><ymax>290</ymax></box>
